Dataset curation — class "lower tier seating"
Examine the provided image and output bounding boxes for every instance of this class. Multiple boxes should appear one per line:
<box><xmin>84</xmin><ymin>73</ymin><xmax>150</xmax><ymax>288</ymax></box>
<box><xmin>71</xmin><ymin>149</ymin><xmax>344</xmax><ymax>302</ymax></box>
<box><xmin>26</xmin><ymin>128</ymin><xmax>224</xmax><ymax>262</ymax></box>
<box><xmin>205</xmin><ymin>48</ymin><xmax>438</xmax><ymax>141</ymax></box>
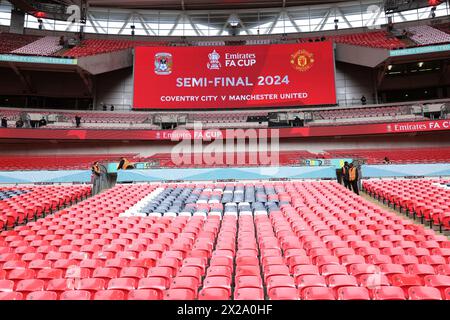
<box><xmin>1</xmin><ymin>147</ymin><xmax>449</xmax><ymax>172</ymax></box>
<box><xmin>137</xmin><ymin>151</ymin><xmax>317</xmax><ymax>168</ymax></box>
<box><xmin>0</xmin><ymin>181</ymin><xmax>449</xmax><ymax>300</ymax></box>
<box><xmin>323</xmin><ymin>147</ymin><xmax>450</xmax><ymax>164</ymax></box>
<box><xmin>0</xmin><ymin>154</ymin><xmax>136</xmax><ymax>171</ymax></box>
<box><xmin>0</xmin><ymin>185</ymin><xmax>91</xmax><ymax>229</ymax></box>
<box><xmin>363</xmin><ymin>179</ymin><xmax>450</xmax><ymax>231</ymax></box>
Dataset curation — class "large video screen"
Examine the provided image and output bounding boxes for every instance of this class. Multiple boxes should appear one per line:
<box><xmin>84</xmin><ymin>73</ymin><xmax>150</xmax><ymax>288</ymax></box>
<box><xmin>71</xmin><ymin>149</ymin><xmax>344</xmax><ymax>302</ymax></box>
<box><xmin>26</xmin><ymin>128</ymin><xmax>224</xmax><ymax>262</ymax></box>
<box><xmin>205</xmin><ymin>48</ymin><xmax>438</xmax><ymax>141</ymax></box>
<box><xmin>133</xmin><ymin>42</ymin><xmax>336</xmax><ymax>109</ymax></box>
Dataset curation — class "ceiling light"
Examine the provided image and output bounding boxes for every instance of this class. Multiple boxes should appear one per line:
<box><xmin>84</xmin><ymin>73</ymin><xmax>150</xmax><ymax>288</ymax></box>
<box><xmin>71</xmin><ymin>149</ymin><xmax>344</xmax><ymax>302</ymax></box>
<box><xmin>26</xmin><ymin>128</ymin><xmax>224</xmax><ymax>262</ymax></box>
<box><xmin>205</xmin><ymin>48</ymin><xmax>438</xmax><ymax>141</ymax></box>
<box><xmin>228</xmin><ymin>14</ymin><xmax>240</xmax><ymax>27</ymax></box>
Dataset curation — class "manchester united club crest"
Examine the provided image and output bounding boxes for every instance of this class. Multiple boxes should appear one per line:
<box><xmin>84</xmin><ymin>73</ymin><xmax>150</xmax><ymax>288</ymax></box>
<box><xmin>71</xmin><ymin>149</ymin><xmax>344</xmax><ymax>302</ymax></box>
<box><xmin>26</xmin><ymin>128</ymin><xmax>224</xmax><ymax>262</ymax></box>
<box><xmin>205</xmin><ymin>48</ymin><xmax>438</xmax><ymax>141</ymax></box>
<box><xmin>154</xmin><ymin>53</ymin><xmax>173</xmax><ymax>75</ymax></box>
<box><xmin>290</xmin><ymin>49</ymin><xmax>314</xmax><ymax>72</ymax></box>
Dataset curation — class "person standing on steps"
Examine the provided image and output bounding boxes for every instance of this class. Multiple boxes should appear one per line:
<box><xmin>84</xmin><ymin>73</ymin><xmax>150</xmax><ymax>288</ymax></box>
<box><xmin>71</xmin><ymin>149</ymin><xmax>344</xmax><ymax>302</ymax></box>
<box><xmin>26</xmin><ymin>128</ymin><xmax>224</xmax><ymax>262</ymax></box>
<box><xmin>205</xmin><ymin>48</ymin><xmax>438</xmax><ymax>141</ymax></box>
<box><xmin>361</xmin><ymin>95</ymin><xmax>367</xmax><ymax>105</ymax></box>
<box><xmin>75</xmin><ymin>115</ymin><xmax>81</xmax><ymax>128</ymax></box>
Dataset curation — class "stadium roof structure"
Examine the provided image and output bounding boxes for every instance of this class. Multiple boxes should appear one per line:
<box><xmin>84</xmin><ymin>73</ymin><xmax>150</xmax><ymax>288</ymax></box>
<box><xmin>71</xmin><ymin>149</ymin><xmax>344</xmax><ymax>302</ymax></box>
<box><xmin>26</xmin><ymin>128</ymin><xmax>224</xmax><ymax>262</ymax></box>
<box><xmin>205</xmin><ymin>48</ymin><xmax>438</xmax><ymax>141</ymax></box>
<box><xmin>70</xmin><ymin>0</ymin><xmax>351</xmax><ymax>10</ymax></box>
<box><xmin>3</xmin><ymin>0</ymin><xmax>449</xmax><ymax>36</ymax></box>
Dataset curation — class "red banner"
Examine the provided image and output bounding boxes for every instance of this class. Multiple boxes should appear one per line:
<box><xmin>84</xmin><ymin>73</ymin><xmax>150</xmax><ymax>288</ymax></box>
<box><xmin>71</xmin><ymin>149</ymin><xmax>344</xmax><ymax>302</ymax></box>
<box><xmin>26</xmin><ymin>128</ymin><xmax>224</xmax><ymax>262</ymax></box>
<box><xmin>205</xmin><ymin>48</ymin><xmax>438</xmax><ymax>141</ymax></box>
<box><xmin>1</xmin><ymin>120</ymin><xmax>449</xmax><ymax>141</ymax></box>
<box><xmin>133</xmin><ymin>42</ymin><xmax>337</xmax><ymax>109</ymax></box>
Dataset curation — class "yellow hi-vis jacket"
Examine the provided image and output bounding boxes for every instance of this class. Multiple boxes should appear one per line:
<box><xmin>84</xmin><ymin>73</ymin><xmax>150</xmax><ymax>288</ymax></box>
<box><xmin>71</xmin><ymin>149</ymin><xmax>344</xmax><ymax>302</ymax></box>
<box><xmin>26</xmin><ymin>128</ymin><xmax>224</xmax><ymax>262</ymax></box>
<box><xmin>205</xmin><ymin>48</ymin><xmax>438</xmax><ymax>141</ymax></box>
<box><xmin>349</xmin><ymin>167</ymin><xmax>357</xmax><ymax>181</ymax></box>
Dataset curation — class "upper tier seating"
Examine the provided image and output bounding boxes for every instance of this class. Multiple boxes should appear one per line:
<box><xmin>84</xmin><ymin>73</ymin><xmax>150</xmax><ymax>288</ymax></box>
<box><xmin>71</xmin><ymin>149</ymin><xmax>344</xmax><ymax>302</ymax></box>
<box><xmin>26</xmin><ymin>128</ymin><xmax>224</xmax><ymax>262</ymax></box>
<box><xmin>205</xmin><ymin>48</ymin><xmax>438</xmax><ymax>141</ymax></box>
<box><xmin>12</xmin><ymin>36</ymin><xmax>63</xmax><ymax>56</ymax></box>
<box><xmin>307</xmin><ymin>115</ymin><xmax>427</xmax><ymax>127</ymax></box>
<box><xmin>45</xmin><ymin>122</ymin><xmax>160</xmax><ymax>130</ymax></box>
<box><xmin>363</xmin><ymin>179</ymin><xmax>450</xmax><ymax>230</ymax></box>
<box><xmin>61</xmin><ymin>39</ymin><xmax>163</xmax><ymax>58</ymax></box>
<box><xmin>307</xmin><ymin>105</ymin><xmax>426</xmax><ymax>126</ymax></box>
<box><xmin>323</xmin><ymin>147</ymin><xmax>450</xmax><ymax>164</ymax></box>
<box><xmin>313</xmin><ymin>106</ymin><xmax>411</xmax><ymax>120</ymax></box>
<box><xmin>0</xmin><ymin>108</ymin><xmax>153</xmax><ymax>129</ymax></box>
<box><xmin>0</xmin><ymin>154</ymin><xmax>135</xmax><ymax>171</ymax></box>
<box><xmin>0</xmin><ymin>181</ymin><xmax>449</xmax><ymax>300</ymax></box>
<box><xmin>0</xmin><ymin>185</ymin><xmax>91</xmax><ymax>229</ymax></box>
<box><xmin>407</xmin><ymin>25</ymin><xmax>450</xmax><ymax>46</ymax></box>
<box><xmin>0</xmin><ymin>33</ymin><xmax>42</xmax><ymax>54</ymax></box>
<box><xmin>1</xmin><ymin>22</ymin><xmax>449</xmax><ymax>59</ymax></box>
<box><xmin>183</xmin><ymin>112</ymin><xmax>269</xmax><ymax>129</ymax></box>
<box><xmin>331</xmin><ymin>31</ymin><xmax>407</xmax><ymax>49</ymax></box>
<box><xmin>298</xmin><ymin>31</ymin><xmax>406</xmax><ymax>49</ymax></box>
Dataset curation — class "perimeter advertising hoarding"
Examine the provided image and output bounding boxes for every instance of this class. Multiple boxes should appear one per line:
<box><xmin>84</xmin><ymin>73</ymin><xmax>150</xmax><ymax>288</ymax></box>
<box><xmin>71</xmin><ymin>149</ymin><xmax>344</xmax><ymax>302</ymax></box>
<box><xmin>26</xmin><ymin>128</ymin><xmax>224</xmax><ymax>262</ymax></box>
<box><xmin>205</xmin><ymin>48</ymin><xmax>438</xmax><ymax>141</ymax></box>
<box><xmin>133</xmin><ymin>42</ymin><xmax>337</xmax><ymax>109</ymax></box>
<box><xmin>1</xmin><ymin>119</ymin><xmax>449</xmax><ymax>141</ymax></box>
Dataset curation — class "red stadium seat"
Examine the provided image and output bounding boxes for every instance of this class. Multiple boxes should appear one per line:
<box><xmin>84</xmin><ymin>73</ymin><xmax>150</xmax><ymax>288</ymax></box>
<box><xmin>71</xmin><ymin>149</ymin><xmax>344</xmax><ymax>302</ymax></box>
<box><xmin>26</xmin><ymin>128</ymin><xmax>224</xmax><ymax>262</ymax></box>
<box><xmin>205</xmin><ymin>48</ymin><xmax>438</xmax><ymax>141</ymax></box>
<box><xmin>92</xmin><ymin>267</ymin><xmax>118</xmax><ymax>282</ymax></box>
<box><xmin>36</xmin><ymin>268</ymin><xmax>64</xmax><ymax>281</ymax></box>
<box><xmin>26</xmin><ymin>291</ymin><xmax>58</xmax><ymax>300</ymax></box>
<box><xmin>199</xmin><ymin>288</ymin><xmax>230</xmax><ymax>300</ymax></box>
<box><xmin>76</xmin><ymin>278</ymin><xmax>106</xmax><ymax>293</ymax></box>
<box><xmin>337</xmin><ymin>287</ymin><xmax>370</xmax><ymax>300</ymax></box>
<box><xmin>164</xmin><ymin>288</ymin><xmax>196</xmax><ymax>300</ymax></box>
<box><xmin>60</xmin><ymin>290</ymin><xmax>91</xmax><ymax>300</ymax></box>
<box><xmin>137</xmin><ymin>277</ymin><xmax>167</xmax><ymax>292</ymax></box>
<box><xmin>327</xmin><ymin>275</ymin><xmax>358</xmax><ymax>291</ymax></box>
<box><xmin>268</xmin><ymin>287</ymin><xmax>299</xmax><ymax>300</ymax></box>
<box><xmin>94</xmin><ymin>290</ymin><xmax>126</xmax><ymax>300</ymax></box>
<box><xmin>0</xmin><ymin>280</ymin><xmax>14</xmax><ymax>292</ymax></box>
<box><xmin>371</xmin><ymin>286</ymin><xmax>406</xmax><ymax>300</ymax></box>
<box><xmin>389</xmin><ymin>274</ymin><xmax>423</xmax><ymax>295</ymax></box>
<box><xmin>408</xmin><ymin>264</ymin><xmax>436</xmax><ymax>276</ymax></box>
<box><xmin>119</xmin><ymin>267</ymin><xmax>146</xmax><ymax>280</ymax></box>
<box><xmin>15</xmin><ymin>279</ymin><xmax>45</xmax><ymax>295</ymax></box>
<box><xmin>302</xmin><ymin>287</ymin><xmax>335</xmax><ymax>300</ymax></box>
<box><xmin>46</xmin><ymin>278</ymin><xmax>74</xmax><ymax>294</ymax></box>
<box><xmin>0</xmin><ymin>292</ymin><xmax>23</xmax><ymax>300</ymax></box>
<box><xmin>234</xmin><ymin>288</ymin><xmax>264</xmax><ymax>300</ymax></box>
<box><xmin>202</xmin><ymin>276</ymin><xmax>232</xmax><ymax>296</ymax></box>
<box><xmin>107</xmin><ymin>278</ymin><xmax>136</xmax><ymax>292</ymax></box>
<box><xmin>7</xmin><ymin>269</ymin><xmax>35</xmax><ymax>281</ymax></box>
<box><xmin>128</xmin><ymin>289</ymin><xmax>161</xmax><ymax>300</ymax></box>
<box><xmin>423</xmin><ymin>275</ymin><xmax>450</xmax><ymax>298</ymax></box>
<box><xmin>445</xmin><ymin>288</ymin><xmax>450</xmax><ymax>300</ymax></box>
<box><xmin>408</xmin><ymin>286</ymin><xmax>442</xmax><ymax>300</ymax></box>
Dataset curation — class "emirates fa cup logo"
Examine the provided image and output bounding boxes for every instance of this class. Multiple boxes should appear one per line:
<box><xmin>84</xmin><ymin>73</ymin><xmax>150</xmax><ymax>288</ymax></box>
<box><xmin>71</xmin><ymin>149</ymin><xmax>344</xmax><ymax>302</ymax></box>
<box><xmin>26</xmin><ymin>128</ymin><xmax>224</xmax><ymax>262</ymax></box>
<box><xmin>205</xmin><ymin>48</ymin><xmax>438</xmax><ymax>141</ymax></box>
<box><xmin>207</xmin><ymin>50</ymin><xmax>221</xmax><ymax>70</ymax></box>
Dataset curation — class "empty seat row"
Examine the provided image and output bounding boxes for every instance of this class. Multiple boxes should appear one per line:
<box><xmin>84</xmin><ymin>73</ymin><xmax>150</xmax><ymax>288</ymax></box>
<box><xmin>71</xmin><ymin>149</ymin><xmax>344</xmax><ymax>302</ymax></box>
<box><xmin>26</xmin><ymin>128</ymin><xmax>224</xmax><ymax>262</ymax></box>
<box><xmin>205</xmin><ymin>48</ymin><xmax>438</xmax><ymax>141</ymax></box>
<box><xmin>363</xmin><ymin>179</ymin><xmax>450</xmax><ymax>230</ymax></box>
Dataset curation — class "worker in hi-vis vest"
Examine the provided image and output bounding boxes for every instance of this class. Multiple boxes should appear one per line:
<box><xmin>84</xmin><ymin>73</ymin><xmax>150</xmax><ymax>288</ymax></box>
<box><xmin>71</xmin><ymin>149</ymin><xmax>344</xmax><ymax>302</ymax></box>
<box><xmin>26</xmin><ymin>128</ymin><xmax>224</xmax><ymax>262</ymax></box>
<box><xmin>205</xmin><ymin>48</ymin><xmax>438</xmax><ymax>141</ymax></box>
<box><xmin>341</xmin><ymin>161</ymin><xmax>351</xmax><ymax>190</ymax></box>
<box><xmin>117</xmin><ymin>157</ymin><xmax>135</xmax><ymax>170</ymax></box>
<box><xmin>348</xmin><ymin>162</ymin><xmax>359</xmax><ymax>195</ymax></box>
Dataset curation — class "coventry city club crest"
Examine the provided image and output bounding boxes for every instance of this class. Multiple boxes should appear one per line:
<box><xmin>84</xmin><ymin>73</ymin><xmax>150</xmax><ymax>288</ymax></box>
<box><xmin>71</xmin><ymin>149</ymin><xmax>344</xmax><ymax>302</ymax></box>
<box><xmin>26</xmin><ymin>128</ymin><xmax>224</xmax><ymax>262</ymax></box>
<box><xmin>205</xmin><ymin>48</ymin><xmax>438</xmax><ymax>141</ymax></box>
<box><xmin>154</xmin><ymin>53</ymin><xmax>173</xmax><ymax>75</ymax></box>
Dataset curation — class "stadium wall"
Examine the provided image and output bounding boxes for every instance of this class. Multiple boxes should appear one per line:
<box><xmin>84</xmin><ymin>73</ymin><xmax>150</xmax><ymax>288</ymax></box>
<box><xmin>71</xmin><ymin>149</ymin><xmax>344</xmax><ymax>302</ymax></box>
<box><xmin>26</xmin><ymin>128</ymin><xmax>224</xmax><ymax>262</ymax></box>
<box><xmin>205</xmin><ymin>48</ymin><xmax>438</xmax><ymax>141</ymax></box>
<box><xmin>335</xmin><ymin>62</ymin><xmax>377</xmax><ymax>106</ymax></box>
<box><xmin>94</xmin><ymin>68</ymin><xmax>133</xmax><ymax>111</ymax></box>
